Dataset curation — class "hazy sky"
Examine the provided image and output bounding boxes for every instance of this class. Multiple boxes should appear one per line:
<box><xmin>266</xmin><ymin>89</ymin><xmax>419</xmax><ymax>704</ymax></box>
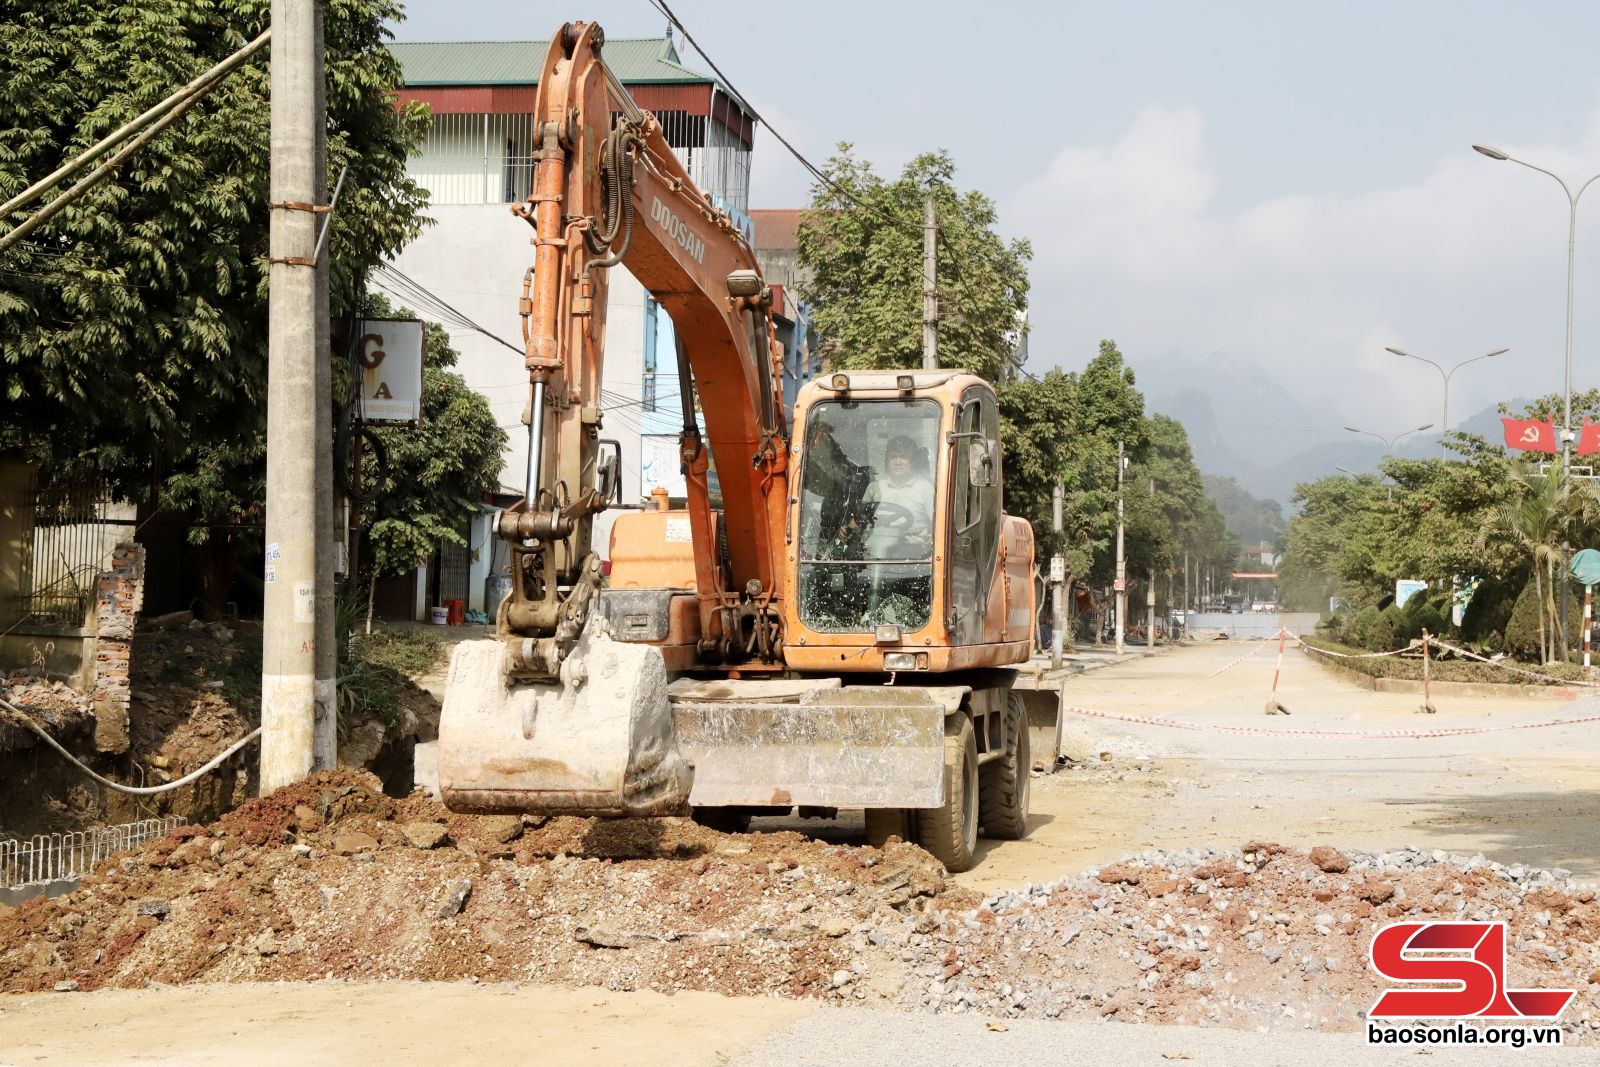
<box><xmin>394</xmin><ymin>1</ymin><xmax>1600</xmax><ymax>438</ymax></box>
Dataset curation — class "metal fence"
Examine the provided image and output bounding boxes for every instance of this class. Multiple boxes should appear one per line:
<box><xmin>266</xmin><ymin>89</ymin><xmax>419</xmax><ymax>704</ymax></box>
<box><xmin>11</xmin><ymin>478</ymin><xmax>119</xmax><ymax>628</ymax></box>
<box><xmin>0</xmin><ymin>816</ymin><xmax>186</xmax><ymax>889</ymax></box>
<box><xmin>406</xmin><ymin>110</ymin><xmax>751</xmax><ymax>211</ymax></box>
<box><xmin>1185</xmin><ymin>612</ymin><xmax>1323</xmax><ymax>638</ymax></box>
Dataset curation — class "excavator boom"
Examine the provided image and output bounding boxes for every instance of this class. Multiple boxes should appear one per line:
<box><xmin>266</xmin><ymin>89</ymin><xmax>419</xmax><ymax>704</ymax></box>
<box><xmin>440</xmin><ymin>23</ymin><xmax>788</xmax><ymax>816</ymax></box>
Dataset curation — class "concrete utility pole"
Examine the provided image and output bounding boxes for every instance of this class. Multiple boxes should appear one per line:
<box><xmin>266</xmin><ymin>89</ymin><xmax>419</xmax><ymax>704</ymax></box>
<box><xmin>1115</xmin><ymin>441</ymin><xmax>1126</xmax><ymax>656</ymax></box>
<box><xmin>1050</xmin><ymin>482</ymin><xmax>1065</xmax><ymax>670</ymax></box>
<box><xmin>261</xmin><ymin>0</ymin><xmax>324</xmax><ymax>791</ymax></box>
<box><xmin>922</xmin><ymin>192</ymin><xmax>938</xmax><ymax>371</ymax></box>
<box><xmin>311</xmin><ymin>0</ymin><xmax>337</xmax><ymax>771</ymax></box>
<box><xmin>1146</xmin><ymin>477</ymin><xmax>1157</xmax><ymax>649</ymax></box>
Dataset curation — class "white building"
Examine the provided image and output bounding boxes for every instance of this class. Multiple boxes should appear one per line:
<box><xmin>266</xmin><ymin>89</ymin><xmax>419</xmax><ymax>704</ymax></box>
<box><xmin>383</xmin><ymin>35</ymin><xmax>761</xmax><ymax>617</ymax></box>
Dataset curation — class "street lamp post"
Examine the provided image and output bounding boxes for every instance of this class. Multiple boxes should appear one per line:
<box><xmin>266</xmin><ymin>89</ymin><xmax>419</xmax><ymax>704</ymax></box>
<box><xmin>1474</xmin><ymin>143</ymin><xmax>1600</xmax><ymax>661</ymax></box>
<box><xmin>1472</xmin><ymin>144</ymin><xmax>1600</xmax><ymax>463</ymax></box>
<box><xmin>1384</xmin><ymin>346</ymin><xmax>1510</xmax><ymax>458</ymax></box>
<box><xmin>1344</xmin><ymin>423</ymin><xmax>1435</xmax><ymax>453</ymax></box>
<box><xmin>1343</xmin><ymin>423</ymin><xmax>1433</xmax><ymax>501</ymax></box>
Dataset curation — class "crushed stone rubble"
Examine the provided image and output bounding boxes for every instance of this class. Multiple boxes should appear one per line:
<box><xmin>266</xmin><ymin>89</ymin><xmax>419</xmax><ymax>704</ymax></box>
<box><xmin>2</xmin><ymin>769</ymin><xmax>1598</xmax><ymax>1041</ymax></box>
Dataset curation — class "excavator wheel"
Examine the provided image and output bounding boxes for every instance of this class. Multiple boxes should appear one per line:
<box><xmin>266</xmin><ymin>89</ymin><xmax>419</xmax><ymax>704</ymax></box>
<box><xmin>979</xmin><ymin>690</ymin><xmax>1031</xmax><ymax>840</ymax></box>
<box><xmin>916</xmin><ymin>714</ymin><xmax>978</xmax><ymax>873</ymax></box>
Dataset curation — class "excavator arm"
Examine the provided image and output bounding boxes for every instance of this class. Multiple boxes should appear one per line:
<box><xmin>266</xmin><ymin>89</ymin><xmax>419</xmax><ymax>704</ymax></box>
<box><xmin>438</xmin><ymin>23</ymin><xmax>790</xmax><ymax>818</ymax></box>
<box><xmin>500</xmin><ymin>21</ymin><xmax>789</xmax><ymax>676</ymax></box>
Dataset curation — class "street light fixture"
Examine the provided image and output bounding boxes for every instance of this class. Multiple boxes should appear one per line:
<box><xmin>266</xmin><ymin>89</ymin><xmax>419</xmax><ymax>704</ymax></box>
<box><xmin>1385</xmin><ymin>345</ymin><xmax>1509</xmax><ymax>457</ymax></box>
<box><xmin>1344</xmin><ymin>423</ymin><xmax>1435</xmax><ymax>453</ymax></box>
<box><xmin>1471</xmin><ymin>143</ymin><xmax>1600</xmax><ymax>464</ymax></box>
<box><xmin>1475</xmin><ymin>143</ymin><xmax>1600</xmax><ymax>662</ymax></box>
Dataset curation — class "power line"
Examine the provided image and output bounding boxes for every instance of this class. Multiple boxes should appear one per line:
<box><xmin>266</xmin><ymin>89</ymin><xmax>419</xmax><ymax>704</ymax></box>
<box><xmin>647</xmin><ymin>0</ymin><xmax>919</xmax><ymax>239</ymax></box>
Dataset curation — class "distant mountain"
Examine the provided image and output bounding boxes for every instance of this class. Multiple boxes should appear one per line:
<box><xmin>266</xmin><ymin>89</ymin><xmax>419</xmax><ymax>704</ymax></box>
<box><xmin>1133</xmin><ymin>350</ymin><xmax>1524</xmax><ymax>506</ymax></box>
<box><xmin>1134</xmin><ymin>350</ymin><xmax>1340</xmax><ymax>492</ymax></box>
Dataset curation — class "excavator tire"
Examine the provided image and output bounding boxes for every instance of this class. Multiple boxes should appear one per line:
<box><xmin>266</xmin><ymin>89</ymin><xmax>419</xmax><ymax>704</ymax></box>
<box><xmin>979</xmin><ymin>690</ymin><xmax>1031</xmax><ymax>840</ymax></box>
<box><xmin>916</xmin><ymin>714</ymin><xmax>978</xmax><ymax>873</ymax></box>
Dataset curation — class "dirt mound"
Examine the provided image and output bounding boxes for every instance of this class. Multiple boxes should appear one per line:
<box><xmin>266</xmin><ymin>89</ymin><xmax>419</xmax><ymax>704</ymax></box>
<box><xmin>7</xmin><ymin>771</ymin><xmax>1599</xmax><ymax>1041</ymax></box>
<box><xmin>0</xmin><ymin>672</ymin><xmax>94</xmax><ymax>751</ymax></box>
<box><xmin>899</xmin><ymin>845</ymin><xmax>1600</xmax><ymax>1041</ymax></box>
<box><xmin>0</xmin><ymin>770</ymin><xmax>963</xmax><ymax>998</ymax></box>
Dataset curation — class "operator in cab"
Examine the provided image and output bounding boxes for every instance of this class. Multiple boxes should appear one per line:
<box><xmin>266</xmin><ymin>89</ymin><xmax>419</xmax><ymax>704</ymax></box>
<box><xmin>863</xmin><ymin>434</ymin><xmax>934</xmax><ymax>560</ymax></box>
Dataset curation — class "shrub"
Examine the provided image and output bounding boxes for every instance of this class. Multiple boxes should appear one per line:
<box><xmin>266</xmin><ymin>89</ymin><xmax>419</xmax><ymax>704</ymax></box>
<box><xmin>1503</xmin><ymin>578</ymin><xmax>1583</xmax><ymax>662</ymax></box>
<box><xmin>1460</xmin><ymin>573</ymin><xmax>1523</xmax><ymax>646</ymax></box>
<box><xmin>1300</xmin><ymin>635</ymin><xmax>1587</xmax><ymax>684</ymax></box>
<box><xmin>1369</xmin><ymin>605</ymin><xmax>1401</xmax><ymax>651</ymax></box>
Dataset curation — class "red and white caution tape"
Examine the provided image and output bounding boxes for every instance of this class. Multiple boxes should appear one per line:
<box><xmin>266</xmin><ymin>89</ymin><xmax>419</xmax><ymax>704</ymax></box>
<box><xmin>1068</xmin><ymin>703</ymin><xmax>1600</xmax><ymax>739</ymax></box>
<box><xmin>1427</xmin><ymin>637</ymin><xmax>1600</xmax><ymax>689</ymax></box>
<box><xmin>1063</xmin><ymin>703</ymin><xmax>1600</xmax><ymax>739</ymax></box>
<box><xmin>1301</xmin><ymin>642</ymin><xmax>1413</xmax><ymax>660</ymax></box>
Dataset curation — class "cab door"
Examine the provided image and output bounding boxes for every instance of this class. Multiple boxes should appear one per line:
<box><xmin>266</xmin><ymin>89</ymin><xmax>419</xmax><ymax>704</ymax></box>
<box><xmin>946</xmin><ymin>386</ymin><xmax>1001</xmax><ymax>645</ymax></box>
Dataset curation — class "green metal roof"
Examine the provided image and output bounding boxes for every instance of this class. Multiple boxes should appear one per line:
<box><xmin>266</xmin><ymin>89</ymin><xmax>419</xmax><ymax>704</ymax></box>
<box><xmin>389</xmin><ymin>36</ymin><xmax>715</xmax><ymax>87</ymax></box>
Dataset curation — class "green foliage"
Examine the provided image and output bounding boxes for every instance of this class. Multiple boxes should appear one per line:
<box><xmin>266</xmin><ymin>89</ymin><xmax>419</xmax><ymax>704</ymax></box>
<box><xmin>1460</xmin><ymin>572</ymin><xmax>1523</xmax><ymax>645</ymax></box>
<box><xmin>1393</xmin><ymin>591</ymin><xmax>1449</xmax><ymax>646</ymax></box>
<box><xmin>333</xmin><ymin>596</ymin><xmax>432</xmax><ymax>735</ymax></box>
<box><xmin>793</xmin><ymin>144</ymin><xmax>1237</xmax><ymax>604</ymax></box>
<box><xmin>1503</xmin><ymin>578</ymin><xmax>1583</xmax><ymax>661</ymax></box>
<box><xmin>350</xmin><ymin>627</ymin><xmax>444</xmax><ymax>678</ymax></box>
<box><xmin>796</xmin><ymin>146</ymin><xmax>1030</xmax><ymax>384</ymax></box>
<box><xmin>1279</xmin><ymin>472</ymin><xmax>1392</xmax><ymax>609</ymax></box>
<box><xmin>1203</xmin><ymin>474</ymin><xmax>1285</xmax><ymax>548</ymax></box>
<box><xmin>1503</xmin><ymin>580</ymin><xmax>1546</xmax><ymax>661</ymax></box>
<box><xmin>358</xmin><ymin>294</ymin><xmax>507</xmax><ymax>579</ymax></box>
<box><xmin>0</xmin><ymin>0</ymin><xmax>429</xmax><ymax>494</ymax></box>
<box><xmin>1301</xmin><ymin>635</ymin><xmax>1590</xmax><ymax>684</ymax></box>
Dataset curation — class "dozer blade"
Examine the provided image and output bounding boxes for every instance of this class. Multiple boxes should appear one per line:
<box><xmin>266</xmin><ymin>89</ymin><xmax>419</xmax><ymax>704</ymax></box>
<box><xmin>670</xmin><ymin>681</ymin><xmax>963</xmax><ymax>809</ymax></box>
<box><xmin>438</xmin><ymin>625</ymin><xmax>694</xmax><ymax>817</ymax></box>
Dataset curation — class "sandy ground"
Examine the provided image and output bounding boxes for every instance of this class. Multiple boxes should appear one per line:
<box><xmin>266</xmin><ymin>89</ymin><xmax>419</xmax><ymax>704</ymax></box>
<box><xmin>971</xmin><ymin>639</ymin><xmax>1600</xmax><ymax>891</ymax></box>
<box><xmin>8</xmin><ymin>638</ymin><xmax>1600</xmax><ymax>1065</ymax></box>
<box><xmin>0</xmin><ymin>983</ymin><xmax>809</xmax><ymax>1066</ymax></box>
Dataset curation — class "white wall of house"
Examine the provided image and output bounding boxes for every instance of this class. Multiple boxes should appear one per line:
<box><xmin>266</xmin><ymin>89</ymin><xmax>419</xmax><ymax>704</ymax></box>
<box><xmin>386</xmin><ymin>203</ymin><xmax>683</xmax><ymax>578</ymax></box>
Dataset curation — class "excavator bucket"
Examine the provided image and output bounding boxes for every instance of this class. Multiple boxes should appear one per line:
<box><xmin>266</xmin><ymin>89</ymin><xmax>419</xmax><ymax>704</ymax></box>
<box><xmin>438</xmin><ymin>625</ymin><xmax>695</xmax><ymax>817</ymax></box>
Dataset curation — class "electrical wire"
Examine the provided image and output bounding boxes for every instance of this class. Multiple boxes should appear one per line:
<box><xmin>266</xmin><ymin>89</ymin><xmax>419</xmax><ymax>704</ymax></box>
<box><xmin>649</xmin><ymin>0</ymin><xmax>1036</xmax><ymax>384</ymax></box>
<box><xmin>0</xmin><ymin>695</ymin><xmax>259</xmax><ymax>796</ymax></box>
<box><xmin>647</xmin><ymin>0</ymin><xmax>920</xmax><ymax>240</ymax></box>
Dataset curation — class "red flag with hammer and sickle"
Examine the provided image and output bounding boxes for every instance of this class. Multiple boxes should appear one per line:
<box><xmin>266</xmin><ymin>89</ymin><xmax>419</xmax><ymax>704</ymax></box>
<box><xmin>1502</xmin><ymin>418</ymin><xmax>1557</xmax><ymax>453</ymax></box>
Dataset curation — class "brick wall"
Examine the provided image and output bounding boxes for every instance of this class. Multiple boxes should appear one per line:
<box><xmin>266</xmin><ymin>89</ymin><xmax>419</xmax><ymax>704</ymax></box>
<box><xmin>92</xmin><ymin>542</ymin><xmax>145</xmax><ymax>754</ymax></box>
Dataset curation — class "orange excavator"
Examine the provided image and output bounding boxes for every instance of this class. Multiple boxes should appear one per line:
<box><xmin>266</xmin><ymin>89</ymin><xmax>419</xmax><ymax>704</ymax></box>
<box><xmin>439</xmin><ymin>22</ymin><xmax>1036</xmax><ymax>871</ymax></box>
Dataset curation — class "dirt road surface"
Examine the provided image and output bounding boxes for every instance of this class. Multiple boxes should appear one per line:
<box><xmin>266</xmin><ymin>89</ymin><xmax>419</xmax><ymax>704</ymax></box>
<box><xmin>5</xmin><ymin>638</ymin><xmax>1599</xmax><ymax>1064</ymax></box>
<box><xmin>964</xmin><ymin>638</ymin><xmax>1600</xmax><ymax>892</ymax></box>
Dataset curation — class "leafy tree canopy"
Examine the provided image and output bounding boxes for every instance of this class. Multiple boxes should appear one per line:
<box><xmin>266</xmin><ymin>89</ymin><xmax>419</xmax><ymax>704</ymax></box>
<box><xmin>0</xmin><ymin>0</ymin><xmax>429</xmax><ymax>491</ymax></box>
<box><xmin>357</xmin><ymin>295</ymin><xmax>507</xmax><ymax>580</ymax></box>
<box><xmin>796</xmin><ymin>146</ymin><xmax>1030</xmax><ymax>383</ymax></box>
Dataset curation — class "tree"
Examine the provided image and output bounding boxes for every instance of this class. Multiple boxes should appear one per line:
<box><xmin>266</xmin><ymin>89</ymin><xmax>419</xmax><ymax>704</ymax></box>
<box><xmin>1481</xmin><ymin>464</ymin><xmax>1598</xmax><ymax>663</ymax></box>
<box><xmin>796</xmin><ymin>146</ymin><xmax>1031</xmax><ymax>383</ymax></box>
<box><xmin>356</xmin><ymin>296</ymin><xmax>506</xmax><ymax>583</ymax></box>
<box><xmin>1203</xmin><ymin>474</ymin><xmax>1286</xmax><ymax>548</ymax></box>
<box><xmin>0</xmin><ymin>0</ymin><xmax>429</xmax><ymax>489</ymax></box>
